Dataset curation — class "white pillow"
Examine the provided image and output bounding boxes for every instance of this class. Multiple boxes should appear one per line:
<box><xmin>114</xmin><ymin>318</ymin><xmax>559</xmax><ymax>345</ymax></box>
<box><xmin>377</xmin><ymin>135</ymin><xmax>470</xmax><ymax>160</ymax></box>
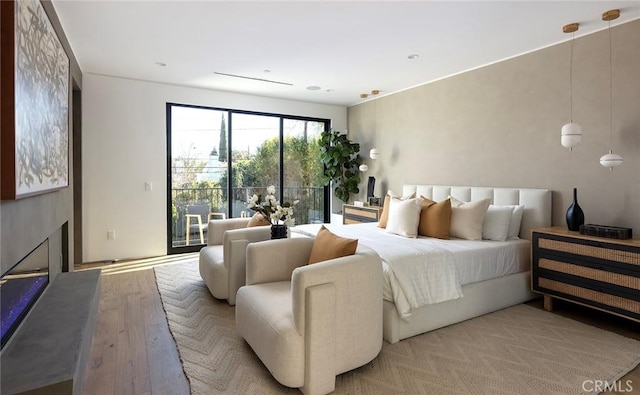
<box><xmin>388</xmin><ymin>189</ymin><xmax>416</xmax><ymax>200</ymax></box>
<box><xmin>508</xmin><ymin>205</ymin><xmax>525</xmax><ymax>239</ymax></box>
<box><xmin>385</xmin><ymin>196</ymin><xmax>423</xmax><ymax>238</ymax></box>
<box><xmin>449</xmin><ymin>197</ymin><xmax>491</xmax><ymax>240</ymax></box>
<box><xmin>482</xmin><ymin>205</ymin><xmax>514</xmax><ymax>241</ymax></box>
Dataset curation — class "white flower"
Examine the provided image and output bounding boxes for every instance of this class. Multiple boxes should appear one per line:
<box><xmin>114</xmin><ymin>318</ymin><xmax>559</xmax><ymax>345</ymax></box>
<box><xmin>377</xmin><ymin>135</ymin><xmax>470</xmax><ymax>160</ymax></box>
<box><xmin>246</xmin><ymin>185</ymin><xmax>296</xmax><ymax>226</ymax></box>
<box><xmin>247</xmin><ymin>194</ymin><xmax>259</xmax><ymax>208</ymax></box>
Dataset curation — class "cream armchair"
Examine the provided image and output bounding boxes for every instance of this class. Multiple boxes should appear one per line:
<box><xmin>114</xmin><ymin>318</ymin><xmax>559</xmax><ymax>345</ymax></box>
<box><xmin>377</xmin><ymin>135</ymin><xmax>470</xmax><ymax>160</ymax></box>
<box><xmin>236</xmin><ymin>238</ymin><xmax>383</xmax><ymax>395</ymax></box>
<box><xmin>198</xmin><ymin>218</ymin><xmax>271</xmax><ymax>305</ymax></box>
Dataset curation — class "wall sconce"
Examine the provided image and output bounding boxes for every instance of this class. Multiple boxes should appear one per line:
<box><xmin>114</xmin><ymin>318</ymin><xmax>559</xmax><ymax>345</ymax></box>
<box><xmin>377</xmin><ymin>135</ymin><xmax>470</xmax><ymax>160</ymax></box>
<box><xmin>561</xmin><ymin>22</ymin><xmax>582</xmax><ymax>151</ymax></box>
<box><xmin>357</xmin><ymin>89</ymin><xmax>382</xmax><ymax>202</ymax></box>
<box><xmin>599</xmin><ymin>9</ymin><xmax>623</xmax><ymax>170</ymax></box>
<box><xmin>359</xmin><ymin>148</ymin><xmax>379</xmax><ymax>201</ymax></box>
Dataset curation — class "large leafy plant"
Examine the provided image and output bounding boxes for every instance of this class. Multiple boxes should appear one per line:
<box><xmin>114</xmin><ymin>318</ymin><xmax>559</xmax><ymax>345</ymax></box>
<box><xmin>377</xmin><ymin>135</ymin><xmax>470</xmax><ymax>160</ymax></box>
<box><xmin>319</xmin><ymin>129</ymin><xmax>363</xmax><ymax>203</ymax></box>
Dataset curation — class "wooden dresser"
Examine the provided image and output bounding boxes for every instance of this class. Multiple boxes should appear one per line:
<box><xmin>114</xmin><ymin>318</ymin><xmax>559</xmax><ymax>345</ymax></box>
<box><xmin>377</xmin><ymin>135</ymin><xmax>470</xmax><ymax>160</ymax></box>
<box><xmin>342</xmin><ymin>204</ymin><xmax>383</xmax><ymax>225</ymax></box>
<box><xmin>531</xmin><ymin>227</ymin><xmax>640</xmax><ymax>322</ymax></box>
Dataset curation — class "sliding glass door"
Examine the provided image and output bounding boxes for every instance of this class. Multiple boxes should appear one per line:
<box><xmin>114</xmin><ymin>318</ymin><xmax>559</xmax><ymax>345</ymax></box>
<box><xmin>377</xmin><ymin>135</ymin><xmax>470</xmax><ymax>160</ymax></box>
<box><xmin>167</xmin><ymin>103</ymin><xmax>329</xmax><ymax>254</ymax></box>
<box><xmin>282</xmin><ymin>118</ymin><xmax>326</xmax><ymax>225</ymax></box>
<box><xmin>228</xmin><ymin>112</ymin><xmax>280</xmax><ymax>218</ymax></box>
<box><xmin>167</xmin><ymin>105</ymin><xmax>229</xmax><ymax>252</ymax></box>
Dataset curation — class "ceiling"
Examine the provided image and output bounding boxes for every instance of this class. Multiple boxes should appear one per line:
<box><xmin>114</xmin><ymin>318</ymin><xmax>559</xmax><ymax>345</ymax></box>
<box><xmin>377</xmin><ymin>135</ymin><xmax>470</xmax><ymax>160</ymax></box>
<box><xmin>52</xmin><ymin>1</ymin><xmax>640</xmax><ymax>107</ymax></box>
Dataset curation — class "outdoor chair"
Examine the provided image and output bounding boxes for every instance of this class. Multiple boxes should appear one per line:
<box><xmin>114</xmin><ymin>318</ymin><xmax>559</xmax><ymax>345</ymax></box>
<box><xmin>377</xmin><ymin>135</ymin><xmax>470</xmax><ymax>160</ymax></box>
<box><xmin>185</xmin><ymin>204</ymin><xmax>227</xmax><ymax>245</ymax></box>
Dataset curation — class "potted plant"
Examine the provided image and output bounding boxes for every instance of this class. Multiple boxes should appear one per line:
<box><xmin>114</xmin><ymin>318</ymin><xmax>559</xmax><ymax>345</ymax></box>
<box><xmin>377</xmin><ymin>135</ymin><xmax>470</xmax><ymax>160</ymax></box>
<box><xmin>319</xmin><ymin>129</ymin><xmax>363</xmax><ymax>203</ymax></box>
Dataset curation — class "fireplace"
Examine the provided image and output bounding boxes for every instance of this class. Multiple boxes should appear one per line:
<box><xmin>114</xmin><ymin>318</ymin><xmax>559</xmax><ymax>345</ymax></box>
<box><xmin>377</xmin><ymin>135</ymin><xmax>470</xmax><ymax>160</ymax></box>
<box><xmin>0</xmin><ymin>239</ymin><xmax>49</xmax><ymax>349</ymax></box>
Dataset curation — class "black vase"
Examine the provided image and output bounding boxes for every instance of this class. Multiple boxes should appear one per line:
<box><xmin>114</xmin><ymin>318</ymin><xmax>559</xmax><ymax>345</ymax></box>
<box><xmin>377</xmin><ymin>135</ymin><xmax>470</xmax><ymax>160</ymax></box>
<box><xmin>367</xmin><ymin>176</ymin><xmax>376</xmax><ymax>198</ymax></box>
<box><xmin>565</xmin><ymin>188</ymin><xmax>585</xmax><ymax>231</ymax></box>
<box><xmin>271</xmin><ymin>224</ymin><xmax>287</xmax><ymax>239</ymax></box>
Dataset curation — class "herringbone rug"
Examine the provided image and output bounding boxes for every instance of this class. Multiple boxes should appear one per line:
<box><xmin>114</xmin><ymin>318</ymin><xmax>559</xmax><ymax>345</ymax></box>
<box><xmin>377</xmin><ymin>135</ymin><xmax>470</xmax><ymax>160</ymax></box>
<box><xmin>155</xmin><ymin>260</ymin><xmax>640</xmax><ymax>394</ymax></box>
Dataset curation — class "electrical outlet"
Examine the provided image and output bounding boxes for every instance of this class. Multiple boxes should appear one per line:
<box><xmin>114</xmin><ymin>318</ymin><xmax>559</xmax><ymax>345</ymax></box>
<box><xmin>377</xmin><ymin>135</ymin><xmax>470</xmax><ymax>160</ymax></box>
<box><xmin>107</xmin><ymin>230</ymin><xmax>116</xmax><ymax>240</ymax></box>
<box><xmin>145</xmin><ymin>181</ymin><xmax>152</xmax><ymax>191</ymax></box>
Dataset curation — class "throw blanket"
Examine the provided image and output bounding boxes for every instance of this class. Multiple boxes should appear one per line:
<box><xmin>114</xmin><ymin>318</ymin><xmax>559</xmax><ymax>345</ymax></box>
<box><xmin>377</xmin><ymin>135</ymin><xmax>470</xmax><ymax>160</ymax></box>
<box><xmin>293</xmin><ymin>223</ymin><xmax>463</xmax><ymax>320</ymax></box>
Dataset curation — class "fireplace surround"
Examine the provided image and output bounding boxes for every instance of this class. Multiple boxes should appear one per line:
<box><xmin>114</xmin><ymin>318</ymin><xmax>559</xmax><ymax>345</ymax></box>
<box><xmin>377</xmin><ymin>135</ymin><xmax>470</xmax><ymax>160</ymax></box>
<box><xmin>1</xmin><ymin>239</ymin><xmax>50</xmax><ymax>349</ymax></box>
<box><xmin>1</xmin><ymin>229</ymin><xmax>100</xmax><ymax>394</ymax></box>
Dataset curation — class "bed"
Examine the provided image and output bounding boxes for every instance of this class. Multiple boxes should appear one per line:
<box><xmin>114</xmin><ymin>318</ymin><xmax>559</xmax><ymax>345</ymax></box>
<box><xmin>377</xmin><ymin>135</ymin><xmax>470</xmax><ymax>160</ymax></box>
<box><xmin>293</xmin><ymin>184</ymin><xmax>552</xmax><ymax>344</ymax></box>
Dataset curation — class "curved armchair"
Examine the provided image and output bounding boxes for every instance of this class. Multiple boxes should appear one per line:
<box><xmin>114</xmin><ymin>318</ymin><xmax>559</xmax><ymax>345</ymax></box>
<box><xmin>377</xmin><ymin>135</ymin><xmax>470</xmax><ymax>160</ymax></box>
<box><xmin>236</xmin><ymin>238</ymin><xmax>383</xmax><ymax>394</ymax></box>
<box><xmin>198</xmin><ymin>218</ymin><xmax>271</xmax><ymax>305</ymax></box>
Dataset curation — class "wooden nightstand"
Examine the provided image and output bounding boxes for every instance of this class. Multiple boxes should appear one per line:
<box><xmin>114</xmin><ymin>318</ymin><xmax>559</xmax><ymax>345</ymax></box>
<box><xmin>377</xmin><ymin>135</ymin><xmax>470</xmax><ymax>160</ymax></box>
<box><xmin>342</xmin><ymin>204</ymin><xmax>383</xmax><ymax>225</ymax></box>
<box><xmin>531</xmin><ymin>226</ymin><xmax>640</xmax><ymax>322</ymax></box>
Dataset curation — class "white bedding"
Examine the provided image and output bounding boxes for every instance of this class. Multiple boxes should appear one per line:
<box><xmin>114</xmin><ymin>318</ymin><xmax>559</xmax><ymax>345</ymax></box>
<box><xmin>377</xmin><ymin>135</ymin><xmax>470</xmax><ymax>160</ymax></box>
<box><xmin>292</xmin><ymin>223</ymin><xmax>530</xmax><ymax>320</ymax></box>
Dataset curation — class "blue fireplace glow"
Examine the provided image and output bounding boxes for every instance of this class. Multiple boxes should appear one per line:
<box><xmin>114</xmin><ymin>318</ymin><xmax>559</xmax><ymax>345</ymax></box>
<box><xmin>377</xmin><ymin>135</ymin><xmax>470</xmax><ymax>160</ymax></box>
<box><xmin>1</xmin><ymin>239</ymin><xmax>49</xmax><ymax>348</ymax></box>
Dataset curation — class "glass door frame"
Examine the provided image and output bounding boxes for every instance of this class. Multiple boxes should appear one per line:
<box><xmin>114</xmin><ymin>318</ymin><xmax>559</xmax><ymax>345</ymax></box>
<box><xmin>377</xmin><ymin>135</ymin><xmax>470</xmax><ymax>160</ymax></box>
<box><xmin>166</xmin><ymin>102</ymin><xmax>331</xmax><ymax>255</ymax></box>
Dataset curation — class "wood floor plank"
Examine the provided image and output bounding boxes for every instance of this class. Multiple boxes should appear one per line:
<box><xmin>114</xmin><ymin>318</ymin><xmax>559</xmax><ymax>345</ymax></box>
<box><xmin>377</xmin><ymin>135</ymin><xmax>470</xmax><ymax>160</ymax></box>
<box><xmin>82</xmin><ymin>274</ymin><xmax>120</xmax><ymax>394</ymax></box>
<box><xmin>82</xmin><ymin>304</ymin><xmax>118</xmax><ymax>394</ymax></box>
<box><xmin>141</xmin><ymin>270</ymin><xmax>190</xmax><ymax>394</ymax></box>
<box><xmin>145</xmin><ymin>321</ymin><xmax>190</xmax><ymax>395</ymax></box>
<box><xmin>114</xmin><ymin>281</ymin><xmax>152</xmax><ymax>395</ymax></box>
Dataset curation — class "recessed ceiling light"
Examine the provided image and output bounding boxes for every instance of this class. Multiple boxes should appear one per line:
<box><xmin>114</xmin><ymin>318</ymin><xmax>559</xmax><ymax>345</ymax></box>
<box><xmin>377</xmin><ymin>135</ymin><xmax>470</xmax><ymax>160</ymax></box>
<box><xmin>264</xmin><ymin>69</ymin><xmax>271</xmax><ymax>73</ymax></box>
<box><xmin>155</xmin><ymin>62</ymin><xmax>167</xmax><ymax>67</ymax></box>
<box><xmin>407</xmin><ymin>54</ymin><xmax>419</xmax><ymax>60</ymax></box>
<box><xmin>306</xmin><ymin>86</ymin><xmax>321</xmax><ymax>91</ymax></box>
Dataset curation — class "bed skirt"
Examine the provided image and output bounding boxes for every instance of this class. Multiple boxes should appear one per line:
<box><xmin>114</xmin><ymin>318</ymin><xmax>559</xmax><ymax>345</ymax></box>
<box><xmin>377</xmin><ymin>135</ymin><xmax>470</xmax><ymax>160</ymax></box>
<box><xmin>383</xmin><ymin>271</ymin><xmax>537</xmax><ymax>344</ymax></box>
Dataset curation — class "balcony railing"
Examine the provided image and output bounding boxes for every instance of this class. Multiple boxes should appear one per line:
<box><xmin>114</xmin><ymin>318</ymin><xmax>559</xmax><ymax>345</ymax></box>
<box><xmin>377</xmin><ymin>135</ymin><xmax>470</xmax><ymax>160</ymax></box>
<box><xmin>171</xmin><ymin>186</ymin><xmax>325</xmax><ymax>247</ymax></box>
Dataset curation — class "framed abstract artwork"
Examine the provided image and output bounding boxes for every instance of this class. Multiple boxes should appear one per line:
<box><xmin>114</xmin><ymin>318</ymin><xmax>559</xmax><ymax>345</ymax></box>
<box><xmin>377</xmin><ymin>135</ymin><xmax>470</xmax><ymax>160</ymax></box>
<box><xmin>1</xmin><ymin>0</ymin><xmax>69</xmax><ymax>200</ymax></box>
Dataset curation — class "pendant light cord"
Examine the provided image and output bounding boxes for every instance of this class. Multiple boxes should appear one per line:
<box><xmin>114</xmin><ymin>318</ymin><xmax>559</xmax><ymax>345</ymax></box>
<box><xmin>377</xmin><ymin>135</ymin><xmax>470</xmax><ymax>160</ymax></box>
<box><xmin>608</xmin><ymin>20</ymin><xmax>613</xmax><ymax>146</ymax></box>
<box><xmin>570</xmin><ymin>31</ymin><xmax>574</xmax><ymax>121</ymax></box>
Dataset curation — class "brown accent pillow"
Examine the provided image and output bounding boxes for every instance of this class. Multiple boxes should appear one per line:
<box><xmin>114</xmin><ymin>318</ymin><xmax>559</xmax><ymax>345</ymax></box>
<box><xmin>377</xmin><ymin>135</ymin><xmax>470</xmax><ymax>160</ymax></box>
<box><xmin>247</xmin><ymin>212</ymin><xmax>270</xmax><ymax>227</ymax></box>
<box><xmin>308</xmin><ymin>225</ymin><xmax>358</xmax><ymax>264</ymax></box>
<box><xmin>418</xmin><ymin>197</ymin><xmax>451</xmax><ymax>239</ymax></box>
<box><xmin>378</xmin><ymin>194</ymin><xmax>391</xmax><ymax>228</ymax></box>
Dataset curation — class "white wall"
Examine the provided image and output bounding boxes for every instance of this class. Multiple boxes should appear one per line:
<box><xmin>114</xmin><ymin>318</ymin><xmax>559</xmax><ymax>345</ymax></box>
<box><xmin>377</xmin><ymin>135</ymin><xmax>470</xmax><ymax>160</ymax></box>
<box><xmin>82</xmin><ymin>74</ymin><xmax>346</xmax><ymax>262</ymax></box>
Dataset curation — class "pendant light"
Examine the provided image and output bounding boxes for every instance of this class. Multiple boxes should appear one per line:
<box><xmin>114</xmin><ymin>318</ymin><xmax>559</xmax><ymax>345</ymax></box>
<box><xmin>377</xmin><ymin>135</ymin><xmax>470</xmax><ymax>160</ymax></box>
<box><xmin>599</xmin><ymin>9</ymin><xmax>623</xmax><ymax>170</ymax></box>
<box><xmin>561</xmin><ymin>23</ymin><xmax>582</xmax><ymax>150</ymax></box>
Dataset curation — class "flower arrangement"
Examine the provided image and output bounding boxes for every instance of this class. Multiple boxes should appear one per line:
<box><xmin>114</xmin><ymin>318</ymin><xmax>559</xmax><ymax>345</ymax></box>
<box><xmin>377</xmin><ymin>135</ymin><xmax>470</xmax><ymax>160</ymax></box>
<box><xmin>247</xmin><ymin>185</ymin><xmax>297</xmax><ymax>227</ymax></box>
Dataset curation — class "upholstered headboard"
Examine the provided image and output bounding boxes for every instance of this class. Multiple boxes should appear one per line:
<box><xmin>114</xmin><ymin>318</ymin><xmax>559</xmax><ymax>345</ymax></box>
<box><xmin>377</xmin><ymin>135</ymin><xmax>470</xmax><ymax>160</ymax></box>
<box><xmin>402</xmin><ymin>185</ymin><xmax>552</xmax><ymax>240</ymax></box>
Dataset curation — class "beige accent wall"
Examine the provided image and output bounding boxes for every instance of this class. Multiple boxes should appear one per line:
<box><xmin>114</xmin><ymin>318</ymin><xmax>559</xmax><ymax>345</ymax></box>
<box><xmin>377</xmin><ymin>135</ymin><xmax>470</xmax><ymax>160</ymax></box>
<box><xmin>348</xmin><ymin>20</ymin><xmax>640</xmax><ymax>231</ymax></box>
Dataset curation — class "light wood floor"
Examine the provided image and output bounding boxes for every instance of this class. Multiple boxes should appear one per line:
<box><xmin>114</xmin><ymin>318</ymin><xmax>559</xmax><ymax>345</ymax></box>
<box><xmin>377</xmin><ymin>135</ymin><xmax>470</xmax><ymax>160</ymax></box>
<box><xmin>80</xmin><ymin>255</ymin><xmax>639</xmax><ymax>395</ymax></box>
<box><xmin>79</xmin><ymin>255</ymin><xmax>195</xmax><ymax>395</ymax></box>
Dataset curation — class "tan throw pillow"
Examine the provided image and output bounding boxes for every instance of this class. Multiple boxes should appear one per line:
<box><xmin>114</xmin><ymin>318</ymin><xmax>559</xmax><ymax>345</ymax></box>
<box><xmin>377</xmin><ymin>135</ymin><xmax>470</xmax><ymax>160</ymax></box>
<box><xmin>378</xmin><ymin>190</ymin><xmax>416</xmax><ymax>229</ymax></box>
<box><xmin>378</xmin><ymin>194</ymin><xmax>391</xmax><ymax>228</ymax></box>
<box><xmin>247</xmin><ymin>212</ymin><xmax>270</xmax><ymax>227</ymax></box>
<box><xmin>418</xmin><ymin>197</ymin><xmax>451</xmax><ymax>239</ymax></box>
<box><xmin>449</xmin><ymin>197</ymin><xmax>491</xmax><ymax>240</ymax></box>
<box><xmin>308</xmin><ymin>225</ymin><xmax>358</xmax><ymax>264</ymax></box>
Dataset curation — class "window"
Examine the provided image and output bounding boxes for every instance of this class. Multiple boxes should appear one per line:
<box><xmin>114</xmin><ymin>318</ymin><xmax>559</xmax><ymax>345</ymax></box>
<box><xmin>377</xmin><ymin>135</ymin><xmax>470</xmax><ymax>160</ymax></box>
<box><xmin>166</xmin><ymin>103</ymin><xmax>329</xmax><ymax>253</ymax></box>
